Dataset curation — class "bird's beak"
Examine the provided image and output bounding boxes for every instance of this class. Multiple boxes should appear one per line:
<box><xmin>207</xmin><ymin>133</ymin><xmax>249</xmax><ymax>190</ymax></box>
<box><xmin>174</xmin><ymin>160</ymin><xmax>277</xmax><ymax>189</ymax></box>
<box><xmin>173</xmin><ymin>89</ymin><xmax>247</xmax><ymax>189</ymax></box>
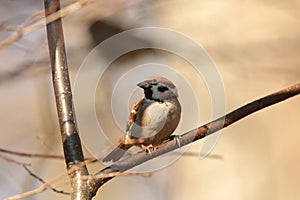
<box><xmin>137</xmin><ymin>81</ymin><xmax>150</xmax><ymax>89</ymax></box>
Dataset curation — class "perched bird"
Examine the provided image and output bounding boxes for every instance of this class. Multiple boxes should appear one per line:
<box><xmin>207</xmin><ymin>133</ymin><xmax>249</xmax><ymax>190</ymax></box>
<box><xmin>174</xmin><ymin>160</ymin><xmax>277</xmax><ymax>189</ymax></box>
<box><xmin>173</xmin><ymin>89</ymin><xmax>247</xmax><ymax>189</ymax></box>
<box><xmin>102</xmin><ymin>76</ymin><xmax>181</xmax><ymax>162</ymax></box>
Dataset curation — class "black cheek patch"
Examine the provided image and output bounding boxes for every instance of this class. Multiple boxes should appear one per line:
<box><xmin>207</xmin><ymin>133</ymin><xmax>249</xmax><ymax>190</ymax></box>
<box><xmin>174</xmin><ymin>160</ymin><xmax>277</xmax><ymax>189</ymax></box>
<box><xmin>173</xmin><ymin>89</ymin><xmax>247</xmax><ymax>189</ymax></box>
<box><xmin>157</xmin><ymin>86</ymin><xmax>168</xmax><ymax>92</ymax></box>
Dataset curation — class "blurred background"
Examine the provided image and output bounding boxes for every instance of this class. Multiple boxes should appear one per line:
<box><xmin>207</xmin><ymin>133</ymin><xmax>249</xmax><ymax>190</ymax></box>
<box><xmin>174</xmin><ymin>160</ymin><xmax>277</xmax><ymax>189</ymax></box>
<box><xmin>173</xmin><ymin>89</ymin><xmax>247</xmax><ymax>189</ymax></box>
<box><xmin>0</xmin><ymin>0</ymin><xmax>299</xmax><ymax>199</ymax></box>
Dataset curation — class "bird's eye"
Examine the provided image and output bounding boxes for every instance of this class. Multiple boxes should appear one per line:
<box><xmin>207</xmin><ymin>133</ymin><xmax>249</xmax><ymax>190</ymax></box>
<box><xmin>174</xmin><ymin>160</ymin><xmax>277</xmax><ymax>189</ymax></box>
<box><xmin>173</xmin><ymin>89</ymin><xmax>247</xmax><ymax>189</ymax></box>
<box><xmin>157</xmin><ymin>86</ymin><xmax>168</xmax><ymax>92</ymax></box>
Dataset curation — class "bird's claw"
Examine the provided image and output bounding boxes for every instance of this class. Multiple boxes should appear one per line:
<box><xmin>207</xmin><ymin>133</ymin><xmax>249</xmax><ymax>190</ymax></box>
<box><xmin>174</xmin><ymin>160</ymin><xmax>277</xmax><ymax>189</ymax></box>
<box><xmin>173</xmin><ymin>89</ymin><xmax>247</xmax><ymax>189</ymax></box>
<box><xmin>141</xmin><ymin>144</ymin><xmax>156</xmax><ymax>158</ymax></box>
<box><xmin>174</xmin><ymin>135</ymin><xmax>182</xmax><ymax>149</ymax></box>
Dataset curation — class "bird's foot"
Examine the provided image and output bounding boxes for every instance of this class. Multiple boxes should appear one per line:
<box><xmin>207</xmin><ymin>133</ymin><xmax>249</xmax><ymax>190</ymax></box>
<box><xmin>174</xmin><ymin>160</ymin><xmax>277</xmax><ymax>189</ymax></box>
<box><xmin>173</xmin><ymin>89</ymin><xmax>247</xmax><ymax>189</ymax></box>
<box><xmin>141</xmin><ymin>144</ymin><xmax>156</xmax><ymax>157</ymax></box>
<box><xmin>168</xmin><ymin>135</ymin><xmax>182</xmax><ymax>149</ymax></box>
<box><xmin>174</xmin><ymin>135</ymin><xmax>182</xmax><ymax>149</ymax></box>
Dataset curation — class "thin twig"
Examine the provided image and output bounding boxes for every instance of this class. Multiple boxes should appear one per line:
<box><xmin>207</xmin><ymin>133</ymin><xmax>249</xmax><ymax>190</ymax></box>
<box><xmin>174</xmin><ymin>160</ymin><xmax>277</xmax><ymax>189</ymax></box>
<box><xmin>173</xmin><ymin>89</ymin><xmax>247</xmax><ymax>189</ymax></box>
<box><xmin>5</xmin><ymin>163</ymin><xmax>150</xmax><ymax>200</ymax></box>
<box><xmin>1</xmin><ymin>151</ymin><xmax>71</xmax><ymax>195</ymax></box>
<box><xmin>0</xmin><ymin>154</ymin><xmax>30</xmax><ymax>166</ymax></box>
<box><xmin>0</xmin><ymin>148</ymin><xmax>64</xmax><ymax>159</ymax></box>
<box><xmin>5</xmin><ymin>176</ymin><xmax>71</xmax><ymax>200</ymax></box>
<box><xmin>0</xmin><ymin>154</ymin><xmax>71</xmax><ymax>199</ymax></box>
<box><xmin>0</xmin><ymin>147</ymin><xmax>98</xmax><ymax>161</ymax></box>
<box><xmin>87</xmin><ymin>82</ymin><xmax>300</xmax><ymax>197</ymax></box>
<box><xmin>5</xmin><ymin>183</ymin><xmax>49</xmax><ymax>200</ymax></box>
<box><xmin>23</xmin><ymin>165</ymin><xmax>70</xmax><ymax>195</ymax></box>
<box><xmin>5</xmin><ymin>159</ymin><xmax>92</xmax><ymax>199</ymax></box>
<box><xmin>0</xmin><ymin>0</ymin><xmax>92</xmax><ymax>49</ymax></box>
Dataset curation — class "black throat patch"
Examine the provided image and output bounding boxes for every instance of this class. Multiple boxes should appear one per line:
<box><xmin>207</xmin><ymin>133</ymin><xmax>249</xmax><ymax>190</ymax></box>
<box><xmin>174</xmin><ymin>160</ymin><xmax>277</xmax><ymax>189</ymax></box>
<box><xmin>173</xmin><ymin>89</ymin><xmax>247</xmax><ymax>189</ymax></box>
<box><xmin>144</xmin><ymin>87</ymin><xmax>163</xmax><ymax>103</ymax></box>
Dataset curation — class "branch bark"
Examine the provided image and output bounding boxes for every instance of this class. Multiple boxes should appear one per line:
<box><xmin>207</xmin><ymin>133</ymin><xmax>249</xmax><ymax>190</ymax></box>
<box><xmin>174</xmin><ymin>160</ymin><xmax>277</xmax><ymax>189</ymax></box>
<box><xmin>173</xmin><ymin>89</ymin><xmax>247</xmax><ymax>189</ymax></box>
<box><xmin>43</xmin><ymin>0</ymin><xmax>90</xmax><ymax>199</ymax></box>
<box><xmin>87</xmin><ymin>82</ymin><xmax>300</xmax><ymax>197</ymax></box>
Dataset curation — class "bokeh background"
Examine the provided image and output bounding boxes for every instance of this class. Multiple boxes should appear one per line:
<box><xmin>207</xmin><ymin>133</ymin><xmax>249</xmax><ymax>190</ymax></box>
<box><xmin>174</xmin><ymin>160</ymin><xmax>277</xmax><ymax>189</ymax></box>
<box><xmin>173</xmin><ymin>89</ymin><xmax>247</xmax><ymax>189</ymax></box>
<box><xmin>0</xmin><ymin>0</ymin><xmax>299</xmax><ymax>199</ymax></box>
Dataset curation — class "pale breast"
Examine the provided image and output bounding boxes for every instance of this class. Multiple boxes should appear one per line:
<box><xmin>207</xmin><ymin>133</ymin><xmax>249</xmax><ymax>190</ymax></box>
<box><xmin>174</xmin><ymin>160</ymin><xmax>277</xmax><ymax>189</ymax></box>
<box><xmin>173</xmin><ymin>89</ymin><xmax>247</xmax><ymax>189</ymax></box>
<box><xmin>128</xmin><ymin>98</ymin><xmax>181</xmax><ymax>146</ymax></box>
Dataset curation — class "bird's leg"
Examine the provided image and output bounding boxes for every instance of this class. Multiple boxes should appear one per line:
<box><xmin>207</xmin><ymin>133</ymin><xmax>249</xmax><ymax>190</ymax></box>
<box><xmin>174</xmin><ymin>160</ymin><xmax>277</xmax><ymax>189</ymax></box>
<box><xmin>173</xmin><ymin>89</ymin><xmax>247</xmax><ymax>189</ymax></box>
<box><xmin>173</xmin><ymin>135</ymin><xmax>182</xmax><ymax>149</ymax></box>
<box><xmin>141</xmin><ymin>144</ymin><xmax>156</xmax><ymax>158</ymax></box>
<box><xmin>141</xmin><ymin>144</ymin><xmax>155</xmax><ymax>152</ymax></box>
<box><xmin>139</xmin><ymin>135</ymin><xmax>182</xmax><ymax>155</ymax></box>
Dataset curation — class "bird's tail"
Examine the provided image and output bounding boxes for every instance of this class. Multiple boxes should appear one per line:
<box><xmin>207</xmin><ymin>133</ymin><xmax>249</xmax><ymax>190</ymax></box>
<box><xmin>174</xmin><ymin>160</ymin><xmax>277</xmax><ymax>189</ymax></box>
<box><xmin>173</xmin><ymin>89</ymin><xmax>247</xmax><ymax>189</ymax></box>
<box><xmin>102</xmin><ymin>143</ymin><xmax>131</xmax><ymax>162</ymax></box>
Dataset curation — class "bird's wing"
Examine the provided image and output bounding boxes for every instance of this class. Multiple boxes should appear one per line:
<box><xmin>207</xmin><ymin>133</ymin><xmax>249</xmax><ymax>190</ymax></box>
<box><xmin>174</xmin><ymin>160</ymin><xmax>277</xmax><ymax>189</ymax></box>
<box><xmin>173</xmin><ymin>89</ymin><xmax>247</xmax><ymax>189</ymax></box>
<box><xmin>127</xmin><ymin>100</ymin><xmax>169</xmax><ymax>139</ymax></box>
<box><xmin>125</xmin><ymin>98</ymin><xmax>143</xmax><ymax>132</ymax></box>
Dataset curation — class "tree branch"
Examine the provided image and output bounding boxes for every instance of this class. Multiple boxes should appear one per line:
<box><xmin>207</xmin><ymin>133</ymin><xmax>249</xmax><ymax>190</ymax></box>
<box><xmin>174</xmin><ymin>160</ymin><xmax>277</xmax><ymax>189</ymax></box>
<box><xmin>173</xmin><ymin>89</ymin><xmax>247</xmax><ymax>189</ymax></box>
<box><xmin>87</xmin><ymin>82</ymin><xmax>300</xmax><ymax>197</ymax></box>
<box><xmin>43</xmin><ymin>0</ymin><xmax>90</xmax><ymax>199</ymax></box>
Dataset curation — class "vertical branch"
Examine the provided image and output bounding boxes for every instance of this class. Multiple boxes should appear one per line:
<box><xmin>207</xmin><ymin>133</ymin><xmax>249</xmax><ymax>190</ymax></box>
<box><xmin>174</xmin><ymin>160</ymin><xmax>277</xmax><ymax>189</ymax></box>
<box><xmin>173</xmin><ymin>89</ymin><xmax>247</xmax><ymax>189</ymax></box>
<box><xmin>43</xmin><ymin>0</ymin><xmax>90</xmax><ymax>199</ymax></box>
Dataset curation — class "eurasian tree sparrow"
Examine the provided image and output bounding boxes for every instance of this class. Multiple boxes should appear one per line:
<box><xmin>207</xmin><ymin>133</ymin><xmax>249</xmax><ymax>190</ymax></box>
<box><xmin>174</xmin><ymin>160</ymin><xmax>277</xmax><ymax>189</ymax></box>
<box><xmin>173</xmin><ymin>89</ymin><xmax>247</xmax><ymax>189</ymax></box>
<box><xmin>102</xmin><ymin>76</ymin><xmax>181</xmax><ymax>162</ymax></box>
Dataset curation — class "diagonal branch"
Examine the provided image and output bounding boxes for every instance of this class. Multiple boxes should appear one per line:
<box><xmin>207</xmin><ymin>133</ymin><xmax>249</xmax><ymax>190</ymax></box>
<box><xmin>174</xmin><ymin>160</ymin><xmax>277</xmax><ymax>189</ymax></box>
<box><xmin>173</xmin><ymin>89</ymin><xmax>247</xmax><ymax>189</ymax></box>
<box><xmin>87</xmin><ymin>82</ymin><xmax>300</xmax><ymax>197</ymax></box>
<box><xmin>43</xmin><ymin>0</ymin><xmax>90</xmax><ymax>199</ymax></box>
